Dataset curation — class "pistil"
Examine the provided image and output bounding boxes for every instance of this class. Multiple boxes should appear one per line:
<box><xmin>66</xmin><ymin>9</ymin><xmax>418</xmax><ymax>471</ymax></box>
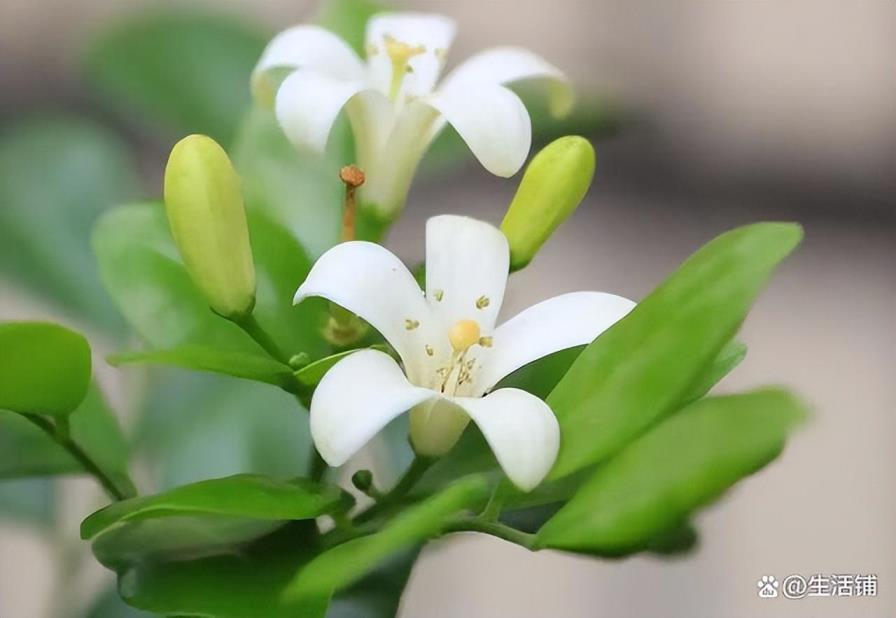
<box><xmin>383</xmin><ymin>35</ymin><xmax>425</xmax><ymax>100</ymax></box>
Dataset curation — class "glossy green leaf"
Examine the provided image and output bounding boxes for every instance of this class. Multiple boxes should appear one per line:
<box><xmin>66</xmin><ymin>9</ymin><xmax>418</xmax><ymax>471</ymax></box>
<box><xmin>84</xmin><ymin>10</ymin><xmax>267</xmax><ymax>144</ymax></box>
<box><xmin>315</xmin><ymin>0</ymin><xmax>383</xmax><ymax>55</ymax></box>
<box><xmin>68</xmin><ymin>384</ymin><xmax>135</xmax><ymax>497</ymax></box>
<box><xmin>496</xmin><ymin>346</ymin><xmax>583</xmax><ymax>400</ymax></box>
<box><xmin>538</xmin><ymin>388</ymin><xmax>806</xmax><ymax>554</ymax></box>
<box><xmin>285</xmin><ymin>476</ymin><xmax>489</xmax><ymax>602</ymax></box>
<box><xmin>137</xmin><ymin>371</ymin><xmax>313</xmax><ymax>489</ymax></box>
<box><xmin>549</xmin><ymin>223</ymin><xmax>802</xmax><ymax>479</ymax></box>
<box><xmin>109</xmin><ymin>345</ymin><xmax>295</xmax><ymax>389</ymax></box>
<box><xmin>93</xmin><ymin>203</ymin><xmax>326</xmax><ymax>361</ymax></box>
<box><xmin>0</xmin><ymin>411</ymin><xmax>77</xmax><ymax>477</ymax></box>
<box><xmin>0</xmin><ymin>384</ymin><xmax>132</xmax><ymax>498</ymax></box>
<box><xmin>0</xmin><ymin>116</ymin><xmax>139</xmax><ymax>328</ymax></box>
<box><xmin>232</xmin><ymin>106</ymin><xmax>344</xmax><ymax>258</ymax></box>
<box><xmin>0</xmin><ymin>322</ymin><xmax>91</xmax><ymax>417</ymax></box>
<box><xmin>93</xmin><ymin>202</ymin><xmax>255</xmax><ymax>352</ymax></box>
<box><xmin>294</xmin><ymin>345</ymin><xmax>390</xmax><ymax>389</ymax></box>
<box><xmin>326</xmin><ymin>550</ymin><xmax>419</xmax><ymax>618</ymax></box>
<box><xmin>113</xmin><ymin>521</ymin><xmax>327</xmax><ymax>618</ymax></box>
<box><xmin>83</xmin><ymin>474</ymin><xmax>348</xmax><ymax>540</ymax></box>
<box><xmin>682</xmin><ymin>339</ymin><xmax>747</xmax><ymax>403</ymax></box>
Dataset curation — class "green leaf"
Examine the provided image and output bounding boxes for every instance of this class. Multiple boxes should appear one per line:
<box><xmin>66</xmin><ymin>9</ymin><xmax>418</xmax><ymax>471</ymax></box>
<box><xmin>113</xmin><ymin>522</ymin><xmax>328</xmax><ymax>618</ymax></box>
<box><xmin>538</xmin><ymin>388</ymin><xmax>806</xmax><ymax>554</ymax></box>
<box><xmin>285</xmin><ymin>476</ymin><xmax>489</xmax><ymax>603</ymax></box>
<box><xmin>548</xmin><ymin>223</ymin><xmax>802</xmax><ymax>480</ymax></box>
<box><xmin>315</xmin><ymin>0</ymin><xmax>383</xmax><ymax>55</ymax></box>
<box><xmin>495</xmin><ymin>346</ymin><xmax>583</xmax><ymax>399</ymax></box>
<box><xmin>0</xmin><ymin>383</ymin><xmax>133</xmax><ymax>498</ymax></box>
<box><xmin>294</xmin><ymin>346</ymin><xmax>390</xmax><ymax>389</ymax></box>
<box><xmin>682</xmin><ymin>339</ymin><xmax>747</xmax><ymax>403</ymax></box>
<box><xmin>326</xmin><ymin>550</ymin><xmax>419</xmax><ymax>618</ymax></box>
<box><xmin>0</xmin><ymin>411</ymin><xmax>77</xmax><ymax>477</ymax></box>
<box><xmin>93</xmin><ymin>202</ymin><xmax>255</xmax><ymax>352</ymax></box>
<box><xmin>0</xmin><ymin>322</ymin><xmax>91</xmax><ymax>417</ymax></box>
<box><xmin>232</xmin><ymin>106</ymin><xmax>344</xmax><ymax>259</ymax></box>
<box><xmin>68</xmin><ymin>384</ymin><xmax>136</xmax><ymax>498</ymax></box>
<box><xmin>82</xmin><ymin>473</ymin><xmax>349</xmax><ymax>540</ymax></box>
<box><xmin>109</xmin><ymin>345</ymin><xmax>295</xmax><ymax>388</ymax></box>
<box><xmin>93</xmin><ymin>203</ymin><xmax>326</xmax><ymax>361</ymax></box>
<box><xmin>84</xmin><ymin>9</ymin><xmax>268</xmax><ymax>144</ymax></box>
<box><xmin>0</xmin><ymin>116</ymin><xmax>139</xmax><ymax>329</ymax></box>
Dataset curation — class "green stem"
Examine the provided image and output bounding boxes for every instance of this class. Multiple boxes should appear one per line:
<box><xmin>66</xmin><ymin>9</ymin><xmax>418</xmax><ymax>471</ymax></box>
<box><xmin>26</xmin><ymin>415</ymin><xmax>130</xmax><ymax>501</ymax></box>
<box><xmin>443</xmin><ymin>518</ymin><xmax>538</xmax><ymax>550</ymax></box>
<box><xmin>234</xmin><ymin>314</ymin><xmax>290</xmax><ymax>365</ymax></box>
<box><xmin>355</xmin><ymin>456</ymin><xmax>433</xmax><ymax>523</ymax></box>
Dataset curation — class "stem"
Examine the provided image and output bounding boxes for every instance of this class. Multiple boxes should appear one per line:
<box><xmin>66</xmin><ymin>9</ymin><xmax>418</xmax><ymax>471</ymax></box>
<box><xmin>26</xmin><ymin>415</ymin><xmax>130</xmax><ymax>501</ymax></box>
<box><xmin>443</xmin><ymin>518</ymin><xmax>538</xmax><ymax>551</ymax></box>
<box><xmin>355</xmin><ymin>456</ymin><xmax>433</xmax><ymax>523</ymax></box>
<box><xmin>234</xmin><ymin>314</ymin><xmax>290</xmax><ymax>365</ymax></box>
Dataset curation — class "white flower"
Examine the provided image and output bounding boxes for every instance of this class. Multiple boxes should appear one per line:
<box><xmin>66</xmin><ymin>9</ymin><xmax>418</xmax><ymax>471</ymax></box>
<box><xmin>294</xmin><ymin>215</ymin><xmax>634</xmax><ymax>491</ymax></box>
<box><xmin>252</xmin><ymin>13</ymin><xmax>572</xmax><ymax>219</ymax></box>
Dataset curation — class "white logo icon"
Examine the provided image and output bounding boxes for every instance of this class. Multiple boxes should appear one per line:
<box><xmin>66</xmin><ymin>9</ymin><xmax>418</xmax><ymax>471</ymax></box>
<box><xmin>757</xmin><ymin>575</ymin><xmax>780</xmax><ymax>598</ymax></box>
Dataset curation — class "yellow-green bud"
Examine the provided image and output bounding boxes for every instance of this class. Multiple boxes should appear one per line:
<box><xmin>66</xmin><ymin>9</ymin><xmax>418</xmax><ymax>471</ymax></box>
<box><xmin>500</xmin><ymin>136</ymin><xmax>596</xmax><ymax>271</ymax></box>
<box><xmin>164</xmin><ymin>134</ymin><xmax>256</xmax><ymax>320</ymax></box>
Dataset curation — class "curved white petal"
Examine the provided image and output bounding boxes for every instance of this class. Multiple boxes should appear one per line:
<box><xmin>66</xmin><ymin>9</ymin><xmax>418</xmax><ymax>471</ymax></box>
<box><xmin>252</xmin><ymin>25</ymin><xmax>365</xmax><ymax>105</ymax></box>
<box><xmin>365</xmin><ymin>13</ymin><xmax>456</xmax><ymax>97</ymax></box>
<box><xmin>453</xmin><ymin>388</ymin><xmax>559</xmax><ymax>491</ymax></box>
<box><xmin>275</xmin><ymin>69</ymin><xmax>366</xmax><ymax>152</ymax></box>
<box><xmin>439</xmin><ymin>46</ymin><xmax>573</xmax><ymax>117</ymax></box>
<box><xmin>425</xmin><ymin>84</ymin><xmax>531</xmax><ymax>177</ymax></box>
<box><xmin>294</xmin><ymin>241</ymin><xmax>435</xmax><ymax>382</ymax></box>
<box><xmin>311</xmin><ymin>350</ymin><xmax>434</xmax><ymax>466</ymax></box>
<box><xmin>425</xmin><ymin>215</ymin><xmax>509</xmax><ymax>336</ymax></box>
<box><xmin>475</xmin><ymin>292</ymin><xmax>636</xmax><ymax>393</ymax></box>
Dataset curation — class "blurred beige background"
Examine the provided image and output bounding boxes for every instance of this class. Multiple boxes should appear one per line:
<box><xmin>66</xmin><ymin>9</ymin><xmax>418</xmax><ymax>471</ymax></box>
<box><xmin>1</xmin><ymin>1</ymin><xmax>894</xmax><ymax>617</ymax></box>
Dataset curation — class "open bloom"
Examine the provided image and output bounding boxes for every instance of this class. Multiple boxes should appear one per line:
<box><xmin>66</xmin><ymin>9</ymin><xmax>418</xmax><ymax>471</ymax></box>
<box><xmin>253</xmin><ymin>13</ymin><xmax>571</xmax><ymax>219</ymax></box>
<box><xmin>294</xmin><ymin>216</ymin><xmax>634</xmax><ymax>491</ymax></box>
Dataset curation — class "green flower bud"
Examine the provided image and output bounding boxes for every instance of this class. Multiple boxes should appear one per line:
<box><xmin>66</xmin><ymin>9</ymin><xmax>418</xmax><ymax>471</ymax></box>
<box><xmin>500</xmin><ymin>136</ymin><xmax>596</xmax><ymax>271</ymax></box>
<box><xmin>164</xmin><ymin>134</ymin><xmax>256</xmax><ymax>320</ymax></box>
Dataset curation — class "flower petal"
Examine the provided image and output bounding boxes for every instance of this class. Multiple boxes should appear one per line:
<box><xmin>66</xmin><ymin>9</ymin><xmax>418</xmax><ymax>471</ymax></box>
<box><xmin>365</xmin><ymin>12</ymin><xmax>456</xmax><ymax>98</ymax></box>
<box><xmin>475</xmin><ymin>292</ymin><xmax>636</xmax><ymax>393</ymax></box>
<box><xmin>252</xmin><ymin>25</ymin><xmax>365</xmax><ymax>106</ymax></box>
<box><xmin>310</xmin><ymin>350</ymin><xmax>434</xmax><ymax>466</ymax></box>
<box><xmin>453</xmin><ymin>388</ymin><xmax>559</xmax><ymax>491</ymax></box>
<box><xmin>425</xmin><ymin>215</ymin><xmax>509</xmax><ymax>335</ymax></box>
<box><xmin>439</xmin><ymin>46</ymin><xmax>573</xmax><ymax>117</ymax></box>
<box><xmin>275</xmin><ymin>69</ymin><xmax>369</xmax><ymax>153</ymax></box>
<box><xmin>295</xmin><ymin>241</ymin><xmax>435</xmax><ymax>382</ymax></box>
<box><xmin>425</xmin><ymin>84</ymin><xmax>531</xmax><ymax>177</ymax></box>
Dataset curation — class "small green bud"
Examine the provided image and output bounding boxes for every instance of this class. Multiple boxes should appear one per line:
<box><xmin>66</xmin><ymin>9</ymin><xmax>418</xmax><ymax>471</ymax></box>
<box><xmin>500</xmin><ymin>136</ymin><xmax>596</xmax><ymax>271</ymax></box>
<box><xmin>351</xmin><ymin>469</ymin><xmax>374</xmax><ymax>493</ymax></box>
<box><xmin>164</xmin><ymin>134</ymin><xmax>256</xmax><ymax>320</ymax></box>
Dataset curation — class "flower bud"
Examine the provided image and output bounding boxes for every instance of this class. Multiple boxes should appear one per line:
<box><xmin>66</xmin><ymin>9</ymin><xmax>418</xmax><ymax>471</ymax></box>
<box><xmin>164</xmin><ymin>135</ymin><xmax>256</xmax><ymax>320</ymax></box>
<box><xmin>500</xmin><ymin>136</ymin><xmax>596</xmax><ymax>271</ymax></box>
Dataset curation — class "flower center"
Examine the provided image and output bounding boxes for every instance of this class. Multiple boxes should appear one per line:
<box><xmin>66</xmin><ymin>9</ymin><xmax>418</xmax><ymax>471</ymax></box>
<box><xmin>383</xmin><ymin>35</ymin><xmax>425</xmax><ymax>100</ymax></box>
<box><xmin>432</xmin><ymin>319</ymin><xmax>494</xmax><ymax>396</ymax></box>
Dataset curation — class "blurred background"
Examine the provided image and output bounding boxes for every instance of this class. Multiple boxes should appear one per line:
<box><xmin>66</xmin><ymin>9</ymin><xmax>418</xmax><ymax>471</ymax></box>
<box><xmin>0</xmin><ymin>0</ymin><xmax>893</xmax><ymax>617</ymax></box>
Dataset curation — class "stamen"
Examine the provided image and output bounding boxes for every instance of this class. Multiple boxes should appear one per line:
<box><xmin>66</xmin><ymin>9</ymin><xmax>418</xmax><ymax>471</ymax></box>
<box><xmin>425</xmin><ymin>344</ymin><xmax>434</xmax><ymax>356</ymax></box>
<box><xmin>475</xmin><ymin>295</ymin><xmax>490</xmax><ymax>309</ymax></box>
<box><xmin>339</xmin><ymin>165</ymin><xmax>365</xmax><ymax>241</ymax></box>
<box><xmin>405</xmin><ymin>319</ymin><xmax>420</xmax><ymax>331</ymax></box>
<box><xmin>383</xmin><ymin>34</ymin><xmax>425</xmax><ymax>100</ymax></box>
<box><xmin>448</xmin><ymin>319</ymin><xmax>481</xmax><ymax>352</ymax></box>
<box><xmin>433</xmin><ymin>289</ymin><xmax>444</xmax><ymax>302</ymax></box>
<box><xmin>478</xmin><ymin>336</ymin><xmax>493</xmax><ymax>348</ymax></box>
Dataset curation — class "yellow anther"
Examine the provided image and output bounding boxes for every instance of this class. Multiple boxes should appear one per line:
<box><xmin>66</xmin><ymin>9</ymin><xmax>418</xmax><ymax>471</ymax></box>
<box><xmin>384</xmin><ymin>34</ymin><xmax>425</xmax><ymax>100</ymax></box>
<box><xmin>425</xmin><ymin>344</ymin><xmax>434</xmax><ymax>356</ymax></box>
<box><xmin>433</xmin><ymin>289</ymin><xmax>444</xmax><ymax>302</ymax></box>
<box><xmin>478</xmin><ymin>336</ymin><xmax>493</xmax><ymax>348</ymax></box>
<box><xmin>448</xmin><ymin>319</ymin><xmax>481</xmax><ymax>352</ymax></box>
<box><xmin>405</xmin><ymin>319</ymin><xmax>420</xmax><ymax>330</ymax></box>
<box><xmin>475</xmin><ymin>295</ymin><xmax>490</xmax><ymax>309</ymax></box>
